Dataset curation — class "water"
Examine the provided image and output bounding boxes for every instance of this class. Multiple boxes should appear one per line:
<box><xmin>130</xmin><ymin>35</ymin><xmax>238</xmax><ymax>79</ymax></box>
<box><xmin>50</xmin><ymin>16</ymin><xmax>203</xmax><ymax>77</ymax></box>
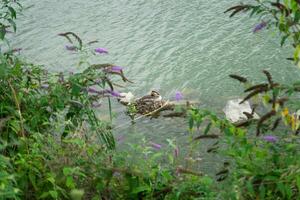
<box><xmin>11</xmin><ymin>0</ymin><xmax>300</xmax><ymax>172</ymax></box>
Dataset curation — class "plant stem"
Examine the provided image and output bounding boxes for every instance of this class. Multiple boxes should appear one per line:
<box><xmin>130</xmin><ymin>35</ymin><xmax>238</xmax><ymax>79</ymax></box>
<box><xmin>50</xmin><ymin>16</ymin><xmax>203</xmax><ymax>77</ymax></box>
<box><xmin>108</xmin><ymin>96</ymin><xmax>112</xmax><ymax>122</ymax></box>
<box><xmin>8</xmin><ymin>79</ymin><xmax>25</xmax><ymax>137</ymax></box>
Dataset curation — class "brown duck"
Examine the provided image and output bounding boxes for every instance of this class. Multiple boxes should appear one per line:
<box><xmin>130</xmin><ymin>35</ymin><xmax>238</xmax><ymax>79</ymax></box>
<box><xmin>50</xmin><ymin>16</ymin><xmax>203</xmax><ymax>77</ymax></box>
<box><xmin>135</xmin><ymin>91</ymin><xmax>165</xmax><ymax>115</ymax></box>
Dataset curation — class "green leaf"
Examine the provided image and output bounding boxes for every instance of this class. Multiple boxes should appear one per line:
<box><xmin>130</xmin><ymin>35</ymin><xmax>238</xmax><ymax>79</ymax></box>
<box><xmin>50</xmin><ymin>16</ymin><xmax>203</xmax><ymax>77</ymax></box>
<box><xmin>0</xmin><ymin>26</ymin><xmax>6</xmax><ymax>40</ymax></box>
<box><xmin>66</xmin><ymin>176</ymin><xmax>76</xmax><ymax>189</ymax></box>
<box><xmin>204</xmin><ymin>122</ymin><xmax>212</xmax><ymax>135</ymax></box>
<box><xmin>8</xmin><ymin>19</ymin><xmax>16</xmax><ymax>32</ymax></box>
<box><xmin>293</xmin><ymin>45</ymin><xmax>300</xmax><ymax>63</ymax></box>
<box><xmin>277</xmin><ymin>182</ymin><xmax>286</xmax><ymax>198</ymax></box>
<box><xmin>280</xmin><ymin>35</ymin><xmax>289</xmax><ymax>46</ymax></box>
<box><xmin>259</xmin><ymin>184</ymin><xmax>266</xmax><ymax>199</ymax></box>
<box><xmin>189</xmin><ymin>117</ymin><xmax>194</xmax><ymax>131</ymax></box>
<box><xmin>28</xmin><ymin>173</ymin><xmax>38</xmax><ymax>190</ymax></box>
<box><xmin>71</xmin><ymin>82</ymin><xmax>82</xmax><ymax>97</ymax></box>
<box><xmin>63</xmin><ymin>167</ymin><xmax>73</xmax><ymax>176</ymax></box>
<box><xmin>47</xmin><ymin>176</ymin><xmax>55</xmax><ymax>185</ymax></box>
<box><xmin>132</xmin><ymin>185</ymin><xmax>151</xmax><ymax>194</ymax></box>
<box><xmin>8</xmin><ymin>7</ymin><xmax>16</xmax><ymax>19</ymax></box>
<box><xmin>70</xmin><ymin>189</ymin><xmax>85</xmax><ymax>200</ymax></box>
<box><xmin>40</xmin><ymin>192</ymin><xmax>49</xmax><ymax>199</ymax></box>
<box><xmin>294</xmin><ymin>10</ymin><xmax>300</xmax><ymax>23</ymax></box>
<box><xmin>296</xmin><ymin>176</ymin><xmax>300</xmax><ymax>192</ymax></box>
<box><xmin>246</xmin><ymin>181</ymin><xmax>255</xmax><ymax>197</ymax></box>
<box><xmin>49</xmin><ymin>190</ymin><xmax>58</xmax><ymax>199</ymax></box>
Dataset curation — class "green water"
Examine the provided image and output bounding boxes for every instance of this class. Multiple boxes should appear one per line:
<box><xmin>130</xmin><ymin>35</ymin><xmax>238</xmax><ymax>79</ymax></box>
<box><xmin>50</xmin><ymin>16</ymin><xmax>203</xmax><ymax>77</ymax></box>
<box><xmin>12</xmin><ymin>0</ymin><xmax>300</xmax><ymax>172</ymax></box>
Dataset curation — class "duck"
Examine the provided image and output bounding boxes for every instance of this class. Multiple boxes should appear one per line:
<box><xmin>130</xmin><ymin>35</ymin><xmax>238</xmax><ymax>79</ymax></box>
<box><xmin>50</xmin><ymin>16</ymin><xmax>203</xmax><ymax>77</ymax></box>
<box><xmin>135</xmin><ymin>90</ymin><xmax>164</xmax><ymax>115</ymax></box>
<box><xmin>136</xmin><ymin>90</ymin><xmax>162</xmax><ymax>103</ymax></box>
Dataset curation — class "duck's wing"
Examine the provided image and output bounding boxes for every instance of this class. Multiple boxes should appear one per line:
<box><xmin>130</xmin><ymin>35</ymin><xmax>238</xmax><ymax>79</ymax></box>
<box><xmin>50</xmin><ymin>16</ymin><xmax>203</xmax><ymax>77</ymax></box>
<box><xmin>137</xmin><ymin>95</ymin><xmax>153</xmax><ymax>102</ymax></box>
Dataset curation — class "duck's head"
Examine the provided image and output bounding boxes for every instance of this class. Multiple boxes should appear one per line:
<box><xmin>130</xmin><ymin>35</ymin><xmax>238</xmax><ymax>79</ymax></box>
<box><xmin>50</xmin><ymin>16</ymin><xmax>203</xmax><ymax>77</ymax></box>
<box><xmin>150</xmin><ymin>90</ymin><xmax>160</xmax><ymax>97</ymax></box>
<box><xmin>150</xmin><ymin>90</ymin><xmax>162</xmax><ymax>101</ymax></box>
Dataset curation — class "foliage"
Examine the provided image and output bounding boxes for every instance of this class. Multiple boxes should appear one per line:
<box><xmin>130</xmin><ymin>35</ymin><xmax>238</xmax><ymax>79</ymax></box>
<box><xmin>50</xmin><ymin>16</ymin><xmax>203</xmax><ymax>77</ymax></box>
<box><xmin>1</xmin><ymin>0</ymin><xmax>300</xmax><ymax>199</ymax></box>
<box><xmin>225</xmin><ymin>0</ymin><xmax>300</xmax><ymax>66</ymax></box>
<box><xmin>0</xmin><ymin>2</ymin><xmax>216</xmax><ymax>199</ymax></box>
<box><xmin>183</xmin><ymin>2</ymin><xmax>300</xmax><ymax>198</ymax></box>
<box><xmin>0</xmin><ymin>0</ymin><xmax>20</xmax><ymax>42</ymax></box>
<box><xmin>189</xmin><ymin>103</ymin><xmax>300</xmax><ymax>199</ymax></box>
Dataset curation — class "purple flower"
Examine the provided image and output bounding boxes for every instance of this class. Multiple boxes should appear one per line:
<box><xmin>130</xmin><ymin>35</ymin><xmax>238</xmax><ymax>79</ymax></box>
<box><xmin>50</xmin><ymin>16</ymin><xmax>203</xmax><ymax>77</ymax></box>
<box><xmin>87</xmin><ymin>87</ymin><xmax>99</xmax><ymax>94</ymax></box>
<box><xmin>110</xmin><ymin>66</ymin><xmax>123</xmax><ymax>72</ymax></box>
<box><xmin>106</xmin><ymin>89</ymin><xmax>122</xmax><ymax>97</ymax></box>
<box><xmin>263</xmin><ymin>135</ymin><xmax>278</xmax><ymax>143</ymax></box>
<box><xmin>253</xmin><ymin>21</ymin><xmax>267</xmax><ymax>33</ymax></box>
<box><xmin>95</xmin><ymin>47</ymin><xmax>108</xmax><ymax>54</ymax></box>
<box><xmin>65</xmin><ymin>45</ymin><xmax>78</xmax><ymax>51</ymax></box>
<box><xmin>87</xmin><ymin>87</ymin><xmax>106</xmax><ymax>95</ymax></box>
<box><xmin>175</xmin><ymin>91</ymin><xmax>183</xmax><ymax>101</ymax></box>
<box><xmin>149</xmin><ymin>142</ymin><xmax>162</xmax><ymax>150</ymax></box>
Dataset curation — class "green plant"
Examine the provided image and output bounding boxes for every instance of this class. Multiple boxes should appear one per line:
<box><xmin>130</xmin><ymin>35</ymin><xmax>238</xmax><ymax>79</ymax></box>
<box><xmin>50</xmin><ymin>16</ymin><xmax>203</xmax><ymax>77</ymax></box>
<box><xmin>225</xmin><ymin>0</ymin><xmax>300</xmax><ymax>66</ymax></box>
<box><xmin>0</xmin><ymin>0</ymin><xmax>20</xmax><ymax>41</ymax></box>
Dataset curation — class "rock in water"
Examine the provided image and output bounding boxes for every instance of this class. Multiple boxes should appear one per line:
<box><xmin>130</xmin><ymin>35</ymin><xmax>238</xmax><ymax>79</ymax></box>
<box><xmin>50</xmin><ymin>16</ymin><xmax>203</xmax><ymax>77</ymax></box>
<box><xmin>223</xmin><ymin>99</ymin><xmax>259</xmax><ymax>124</ymax></box>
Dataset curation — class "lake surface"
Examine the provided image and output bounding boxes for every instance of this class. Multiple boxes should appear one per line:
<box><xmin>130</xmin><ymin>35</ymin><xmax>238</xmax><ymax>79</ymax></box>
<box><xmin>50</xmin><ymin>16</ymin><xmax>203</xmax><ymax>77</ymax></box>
<box><xmin>12</xmin><ymin>0</ymin><xmax>300</xmax><ymax>172</ymax></box>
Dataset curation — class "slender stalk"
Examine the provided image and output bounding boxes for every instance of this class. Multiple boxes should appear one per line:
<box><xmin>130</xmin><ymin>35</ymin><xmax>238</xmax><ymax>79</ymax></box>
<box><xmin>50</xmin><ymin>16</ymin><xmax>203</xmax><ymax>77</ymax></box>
<box><xmin>8</xmin><ymin>79</ymin><xmax>25</xmax><ymax>137</ymax></box>
<box><xmin>108</xmin><ymin>96</ymin><xmax>112</xmax><ymax>122</ymax></box>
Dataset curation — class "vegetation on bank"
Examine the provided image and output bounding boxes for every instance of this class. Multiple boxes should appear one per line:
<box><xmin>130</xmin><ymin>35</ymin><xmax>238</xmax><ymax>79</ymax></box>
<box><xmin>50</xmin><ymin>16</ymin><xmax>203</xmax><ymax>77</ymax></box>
<box><xmin>1</xmin><ymin>0</ymin><xmax>300</xmax><ymax>199</ymax></box>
